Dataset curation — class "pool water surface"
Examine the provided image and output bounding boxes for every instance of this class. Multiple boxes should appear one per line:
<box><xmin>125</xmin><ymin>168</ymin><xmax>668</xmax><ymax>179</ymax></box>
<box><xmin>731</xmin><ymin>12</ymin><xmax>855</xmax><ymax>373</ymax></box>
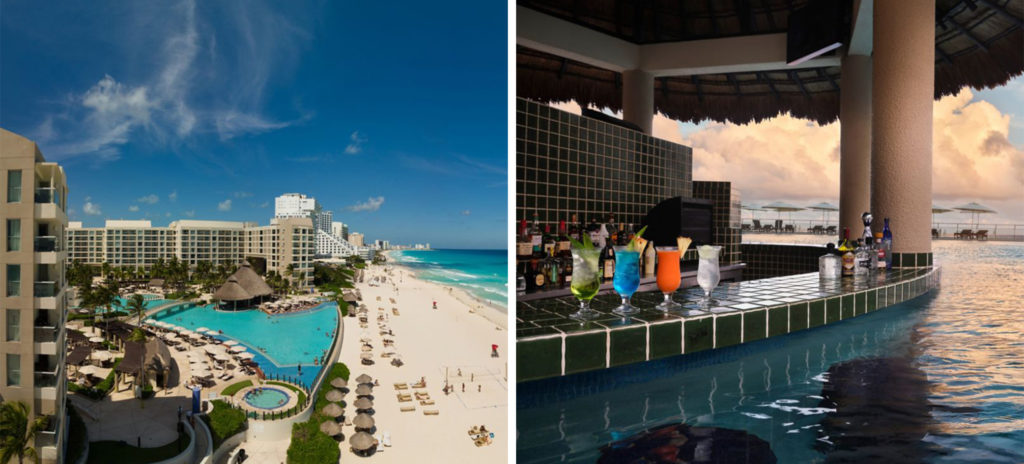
<box><xmin>517</xmin><ymin>238</ymin><xmax>1024</xmax><ymax>463</ymax></box>
<box><xmin>244</xmin><ymin>387</ymin><xmax>291</xmax><ymax>410</ymax></box>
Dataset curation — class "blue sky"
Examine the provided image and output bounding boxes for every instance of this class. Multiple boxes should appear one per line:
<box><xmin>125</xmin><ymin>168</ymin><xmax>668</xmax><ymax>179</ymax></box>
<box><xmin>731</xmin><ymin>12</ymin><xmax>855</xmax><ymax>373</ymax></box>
<box><xmin>1</xmin><ymin>0</ymin><xmax>507</xmax><ymax>249</ymax></box>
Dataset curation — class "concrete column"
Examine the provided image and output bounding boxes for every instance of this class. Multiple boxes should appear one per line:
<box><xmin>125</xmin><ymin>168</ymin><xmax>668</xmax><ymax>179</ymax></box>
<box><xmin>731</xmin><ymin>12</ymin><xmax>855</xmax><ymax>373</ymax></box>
<box><xmin>871</xmin><ymin>0</ymin><xmax>934</xmax><ymax>253</ymax></box>
<box><xmin>839</xmin><ymin>53</ymin><xmax>872</xmax><ymax>239</ymax></box>
<box><xmin>622</xmin><ymin>69</ymin><xmax>654</xmax><ymax>134</ymax></box>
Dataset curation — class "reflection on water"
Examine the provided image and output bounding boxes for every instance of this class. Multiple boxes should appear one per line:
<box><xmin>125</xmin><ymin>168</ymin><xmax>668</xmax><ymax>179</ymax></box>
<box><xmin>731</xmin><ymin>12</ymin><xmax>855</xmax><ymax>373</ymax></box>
<box><xmin>517</xmin><ymin>238</ymin><xmax>1024</xmax><ymax>463</ymax></box>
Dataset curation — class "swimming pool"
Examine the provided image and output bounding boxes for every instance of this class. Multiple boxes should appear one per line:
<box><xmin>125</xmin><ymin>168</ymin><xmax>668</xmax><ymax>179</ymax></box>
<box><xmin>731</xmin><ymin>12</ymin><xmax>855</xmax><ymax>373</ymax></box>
<box><xmin>517</xmin><ymin>238</ymin><xmax>1024</xmax><ymax>463</ymax></box>
<box><xmin>243</xmin><ymin>387</ymin><xmax>291</xmax><ymax>410</ymax></box>
<box><xmin>87</xmin><ymin>295</ymin><xmax>176</xmax><ymax>313</ymax></box>
<box><xmin>152</xmin><ymin>302</ymin><xmax>339</xmax><ymax>386</ymax></box>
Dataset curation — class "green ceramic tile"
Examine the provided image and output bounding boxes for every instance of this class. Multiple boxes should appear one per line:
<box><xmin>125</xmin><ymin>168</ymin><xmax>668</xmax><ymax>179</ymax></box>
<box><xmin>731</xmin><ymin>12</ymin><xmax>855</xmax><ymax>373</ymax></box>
<box><xmin>715</xmin><ymin>314</ymin><xmax>742</xmax><ymax>348</ymax></box>
<box><xmin>841</xmin><ymin>294</ymin><xmax>854</xmax><ymax>319</ymax></box>
<box><xmin>768</xmin><ymin>306</ymin><xmax>788</xmax><ymax>337</ymax></box>
<box><xmin>902</xmin><ymin>282</ymin><xmax>910</xmax><ymax>301</ymax></box>
<box><xmin>517</xmin><ymin>337</ymin><xmax>562</xmax><ymax>381</ymax></box>
<box><xmin>649</xmin><ymin>321</ymin><xmax>683</xmax><ymax>359</ymax></box>
<box><xmin>825</xmin><ymin>297</ymin><xmax>840</xmax><ymax>324</ymax></box>
<box><xmin>684</xmin><ymin>317</ymin><xmax>713</xmax><ymax>354</ymax></box>
<box><xmin>867</xmin><ymin>289</ymin><xmax>877</xmax><ymax>312</ymax></box>
<box><xmin>917</xmin><ymin>253</ymin><xmax>928</xmax><ymax>268</ymax></box>
<box><xmin>609</xmin><ymin>326</ymin><xmax>647</xmax><ymax>367</ymax></box>
<box><xmin>809</xmin><ymin>300</ymin><xmax>825</xmax><ymax>328</ymax></box>
<box><xmin>743</xmin><ymin>309</ymin><xmax>767</xmax><ymax>343</ymax></box>
<box><xmin>564</xmin><ymin>332</ymin><xmax>607</xmax><ymax>375</ymax></box>
<box><xmin>892</xmin><ymin>253</ymin><xmax>902</xmax><ymax>268</ymax></box>
<box><xmin>887</xmin><ymin>286</ymin><xmax>895</xmax><ymax>305</ymax></box>
<box><xmin>790</xmin><ymin>302</ymin><xmax>809</xmax><ymax>332</ymax></box>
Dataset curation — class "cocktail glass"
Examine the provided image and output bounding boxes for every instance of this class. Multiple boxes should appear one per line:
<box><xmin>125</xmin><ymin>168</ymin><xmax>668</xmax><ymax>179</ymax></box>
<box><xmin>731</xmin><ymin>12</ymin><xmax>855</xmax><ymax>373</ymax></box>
<box><xmin>569</xmin><ymin>248</ymin><xmax>602</xmax><ymax>321</ymax></box>
<box><xmin>612</xmin><ymin>246</ymin><xmax>640</xmax><ymax>316</ymax></box>
<box><xmin>697</xmin><ymin>246</ymin><xmax>722</xmax><ymax>308</ymax></box>
<box><xmin>655</xmin><ymin>246</ymin><xmax>682</xmax><ymax>312</ymax></box>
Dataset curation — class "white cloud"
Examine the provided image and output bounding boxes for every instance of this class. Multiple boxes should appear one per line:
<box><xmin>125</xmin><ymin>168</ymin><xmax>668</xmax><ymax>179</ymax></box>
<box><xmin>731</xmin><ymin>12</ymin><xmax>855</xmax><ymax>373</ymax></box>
<box><xmin>346</xmin><ymin>196</ymin><xmax>384</xmax><ymax>212</ymax></box>
<box><xmin>217</xmin><ymin>199</ymin><xmax>232</xmax><ymax>211</ymax></box>
<box><xmin>233</xmin><ymin>191</ymin><xmax>253</xmax><ymax>198</ymax></box>
<box><xmin>461</xmin><ymin>210</ymin><xmax>471</xmax><ymax>216</ymax></box>
<box><xmin>345</xmin><ymin>131</ymin><xmax>366</xmax><ymax>154</ymax></box>
<box><xmin>184</xmin><ymin>210</ymin><xmax>195</xmax><ymax>217</ymax></box>
<box><xmin>137</xmin><ymin>194</ymin><xmax>159</xmax><ymax>204</ymax></box>
<box><xmin>169</xmin><ymin>190</ymin><xmax>178</xmax><ymax>202</ymax></box>
<box><xmin>83</xmin><ymin>197</ymin><xmax>102</xmax><ymax>216</ymax></box>
<box><xmin>128</xmin><ymin>205</ymin><xmax>140</xmax><ymax>212</ymax></box>
<box><xmin>258</xmin><ymin>202</ymin><xmax>269</xmax><ymax>208</ymax></box>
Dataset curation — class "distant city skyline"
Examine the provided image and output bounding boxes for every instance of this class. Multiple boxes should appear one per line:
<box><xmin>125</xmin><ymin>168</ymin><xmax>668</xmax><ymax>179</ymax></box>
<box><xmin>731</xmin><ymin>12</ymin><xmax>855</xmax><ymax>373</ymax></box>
<box><xmin>0</xmin><ymin>0</ymin><xmax>506</xmax><ymax>249</ymax></box>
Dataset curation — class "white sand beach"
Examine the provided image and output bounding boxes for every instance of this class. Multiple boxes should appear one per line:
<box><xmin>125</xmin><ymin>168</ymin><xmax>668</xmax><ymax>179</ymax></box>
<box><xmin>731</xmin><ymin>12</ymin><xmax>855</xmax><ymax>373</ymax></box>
<box><xmin>335</xmin><ymin>262</ymin><xmax>508</xmax><ymax>461</ymax></box>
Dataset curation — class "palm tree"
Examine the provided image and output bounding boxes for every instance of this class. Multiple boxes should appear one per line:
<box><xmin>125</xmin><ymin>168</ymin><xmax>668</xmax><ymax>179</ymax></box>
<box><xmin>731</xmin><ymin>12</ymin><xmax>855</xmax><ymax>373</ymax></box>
<box><xmin>82</xmin><ymin>282</ymin><xmax>120</xmax><ymax>341</ymax></box>
<box><xmin>125</xmin><ymin>293</ymin><xmax>147</xmax><ymax>328</ymax></box>
<box><xmin>0</xmin><ymin>401</ymin><xmax>47</xmax><ymax>464</ymax></box>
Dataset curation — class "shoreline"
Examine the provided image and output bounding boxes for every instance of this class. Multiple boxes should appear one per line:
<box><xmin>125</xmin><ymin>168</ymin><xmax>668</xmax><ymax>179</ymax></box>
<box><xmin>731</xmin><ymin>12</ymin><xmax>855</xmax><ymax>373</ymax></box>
<box><xmin>384</xmin><ymin>250</ymin><xmax>508</xmax><ymax>330</ymax></box>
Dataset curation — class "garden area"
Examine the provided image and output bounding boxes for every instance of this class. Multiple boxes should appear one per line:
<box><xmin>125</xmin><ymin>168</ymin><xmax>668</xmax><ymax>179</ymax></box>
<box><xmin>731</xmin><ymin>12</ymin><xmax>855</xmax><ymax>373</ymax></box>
<box><xmin>203</xmin><ymin>400</ymin><xmax>247</xmax><ymax>449</ymax></box>
<box><xmin>287</xmin><ymin>362</ymin><xmax>350</xmax><ymax>464</ymax></box>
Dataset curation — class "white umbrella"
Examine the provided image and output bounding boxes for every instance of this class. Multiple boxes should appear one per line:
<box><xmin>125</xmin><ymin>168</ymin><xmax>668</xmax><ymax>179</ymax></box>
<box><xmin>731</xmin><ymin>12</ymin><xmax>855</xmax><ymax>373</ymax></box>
<box><xmin>78</xmin><ymin>365</ymin><xmax>102</xmax><ymax>377</ymax></box>
<box><xmin>188</xmin><ymin>332</ymin><xmax>204</xmax><ymax>340</ymax></box>
<box><xmin>195</xmin><ymin>327</ymin><xmax>211</xmax><ymax>333</ymax></box>
<box><xmin>236</xmin><ymin>352</ymin><xmax>255</xmax><ymax>359</ymax></box>
<box><xmin>162</xmin><ymin>333</ymin><xmax>179</xmax><ymax>341</ymax></box>
<box><xmin>762</xmin><ymin>201</ymin><xmax>805</xmax><ymax>221</ymax></box>
<box><xmin>214</xmin><ymin>353</ymin><xmax>232</xmax><ymax>362</ymax></box>
<box><xmin>92</xmin><ymin>351</ymin><xmax>114</xmax><ymax>361</ymax></box>
<box><xmin>89</xmin><ymin>337</ymin><xmax>104</xmax><ymax>344</ymax></box>
<box><xmin>953</xmin><ymin>202</ymin><xmax>997</xmax><ymax>229</ymax></box>
<box><xmin>228</xmin><ymin>345</ymin><xmax>247</xmax><ymax>353</ymax></box>
<box><xmin>203</xmin><ymin>345</ymin><xmax>221</xmax><ymax>354</ymax></box>
<box><xmin>144</xmin><ymin>318</ymin><xmax>157</xmax><ymax>325</ymax></box>
<box><xmin>806</xmin><ymin>202</ymin><xmax>839</xmax><ymax>226</ymax></box>
<box><xmin>222</xmin><ymin>340</ymin><xmax>239</xmax><ymax>346</ymax></box>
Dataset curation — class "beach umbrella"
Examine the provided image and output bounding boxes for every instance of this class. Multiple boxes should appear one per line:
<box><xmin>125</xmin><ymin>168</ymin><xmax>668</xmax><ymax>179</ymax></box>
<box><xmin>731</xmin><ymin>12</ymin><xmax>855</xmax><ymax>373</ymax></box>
<box><xmin>359</xmin><ymin>353</ymin><xmax>373</xmax><ymax>361</ymax></box>
<box><xmin>195</xmin><ymin>327</ymin><xmax>211</xmax><ymax>333</ymax></box>
<box><xmin>762</xmin><ymin>201</ymin><xmax>805</xmax><ymax>221</ymax></box>
<box><xmin>91</xmin><ymin>350</ymin><xmax>113</xmax><ymax>361</ymax></box>
<box><xmin>222</xmin><ymin>340</ymin><xmax>239</xmax><ymax>346</ymax></box>
<box><xmin>806</xmin><ymin>202</ymin><xmax>839</xmax><ymax>226</ymax></box>
<box><xmin>740</xmin><ymin>203</ymin><xmax>764</xmax><ymax>223</ymax></box>
<box><xmin>179</xmin><ymin>329</ymin><xmax>194</xmax><ymax>337</ymax></box>
<box><xmin>214</xmin><ymin>353</ymin><xmax>232</xmax><ymax>362</ymax></box>
<box><xmin>353</xmin><ymin>413</ymin><xmax>375</xmax><ymax>430</ymax></box>
<box><xmin>350</xmin><ymin>432</ymin><xmax>376</xmax><ymax>452</ymax></box>
<box><xmin>319</xmin><ymin>420</ymin><xmax>342</xmax><ymax>437</ymax></box>
<box><xmin>236</xmin><ymin>352</ymin><xmax>255</xmax><ymax>359</ymax></box>
<box><xmin>953</xmin><ymin>202</ymin><xmax>996</xmax><ymax>229</ymax></box>
<box><xmin>355</xmin><ymin>385</ymin><xmax>373</xmax><ymax>396</ymax></box>
<box><xmin>321</xmin><ymin>402</ymin><xmax>344</xmax><ymax>418</ymax></box>
<box><xmin>331</xmin><ymin>378</ymin><xmax>348</xmax><ymax>389</ymax></box>
<box><xmin>144</xmin><ymin>318</ymin><xmax>157</xmax><ymax>325</ymax></box>
<box><xmin>78</xmin><ymin>365</ymin><xmax>102</xmax><ymax>377</ymax></box>
<box><xmin>353</xmin><ymin>398</ymin><xmax>373</xmax><ymax>411</ymax></box>
<box><xmin>228</xmin><ymin>345</ymin><xmax>247</xmax><ymax>353</ymax></box>
<box><xmin>932</xmin><ymin>204</ymin><xmax>954</xmax><ymax>228</ymax></box>
<box><xmin>188</xmin><ymin>332</ymin><xmax>204</xmax><ymax>340</ymax></box>
<box><xmin>326</xmin><ymin>389</ymin><xmax>344</xmax><ymax>402</ymax></box>
<box><xmin>89</xmin><ymin>336</ymin><xmax>104</xmax><ymax>344</ymax></box>
<box><xmin>355</xmin><ymin>374</ymin><xmax>372</xmax><ymax>384</ymax></box>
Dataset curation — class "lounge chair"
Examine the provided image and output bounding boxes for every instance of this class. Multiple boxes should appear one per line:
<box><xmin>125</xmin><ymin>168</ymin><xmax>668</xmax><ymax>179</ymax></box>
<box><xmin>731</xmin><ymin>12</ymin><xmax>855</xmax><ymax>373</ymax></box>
<box><xmin>752</xmin><ymin>219</ymin><xmax>763</xmax><ymax>232</ymax></box>
<box><xmin>414</xmin><ymin>392</ymin><xmax>430</xmax><ymax>401</ymax></box>
<box><xmin>393</xmin><ymin>382</ymin><xmax>408</xmax><ymax>390</ymax></box>
<box><xmin>932</xmin><ymin>228</ymin><xmax>941</xmax><ymax>238</ymax></box>
<box><xmin>411</xmin><ymin>380</ymin><xmax>426</xmax><ymax>389</ymax></box>
<box><xmin>423</xmin><ymin>409</ymin><xmax>439</xmax><ymax>416</ymax></box>
<box><xmin>975</xmin><ymin>230</ymin><xmax>989</xmax><ymax>240</ymax></box>
<box><xmin>954</xmin><ymin>229</ymin><xmax>974</xmax><ymax>239</ymax></box>
<box><xmin>397</xmin><ymin>393</ymin><xmax>412</xmax><ymax>402</ymax></box>
<box><xmin>400</xmin><ymin>405</ymin><xmax>416</xmax><ymax>412</ymax></box>
<box><xmin>420</xmin><ymin>399</ymin><xmax>434</xmax><ymax>406</ymax></box>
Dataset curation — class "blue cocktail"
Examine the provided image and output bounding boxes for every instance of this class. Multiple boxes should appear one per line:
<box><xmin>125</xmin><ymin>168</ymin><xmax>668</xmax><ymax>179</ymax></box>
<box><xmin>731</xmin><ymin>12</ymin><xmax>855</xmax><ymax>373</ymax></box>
<box><xmin>612</xmin><ymin>247</ymin><xmax>641</xmax><ymax>316</ymax></box>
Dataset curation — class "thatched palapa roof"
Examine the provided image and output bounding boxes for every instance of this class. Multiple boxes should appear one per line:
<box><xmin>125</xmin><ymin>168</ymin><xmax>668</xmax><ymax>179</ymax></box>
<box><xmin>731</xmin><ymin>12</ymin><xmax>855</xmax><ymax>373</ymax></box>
<box><xmin>213</xmin><ymin>276</ymin><xmax>252</xmax><ymax>302</ymax></box>
<box><xmin>517</xmin><ymin>0</ymin><xmax>1024</xmax><ymax>124</ymax></box>
<box><xmin>233</xmin><ymin>261</ymin><xmax>273</xmax><ymax>297</ymax></box>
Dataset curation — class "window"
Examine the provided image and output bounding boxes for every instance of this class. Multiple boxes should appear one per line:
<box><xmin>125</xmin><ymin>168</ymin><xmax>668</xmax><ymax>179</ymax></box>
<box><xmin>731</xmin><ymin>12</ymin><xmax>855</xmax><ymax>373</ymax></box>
<box><xmin>5</xmin><ymin>353</ymin><xmax>20</xmax><ymax>386</ymax></box>
<box><xmin>5</xmin><ymin>264</ymin><xmax>20</xmax><ymax>296</ymax></box>
<box><xmin>6</xmin><ymin>219</ymin><xmax>20</xmax><ymax>251</ymax></box>
<box><xmin>5</xmin><ymin>310</ymin><xmax>18</xmax><ymax>342</ymax></box>
<box><xmin>6</xmin><ymin>170</ymin><xmax>21</xmax><ymax>203</ymax></box>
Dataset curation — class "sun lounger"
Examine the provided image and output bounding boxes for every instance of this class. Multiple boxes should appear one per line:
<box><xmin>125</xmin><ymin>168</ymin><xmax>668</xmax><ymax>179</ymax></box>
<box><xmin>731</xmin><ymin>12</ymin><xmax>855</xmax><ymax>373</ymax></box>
<box><xmin>414</xmin><ymin>392</ymin><xmax>430</xmax><ymax>400</ymax></box>
<box><xmin>400</xmin><ymin>405</ymin><xmax>416</xmax><ymax>412</ymax></box>
<box><xmin>397</xmin><ymin>393</ymin><xmax>412</xmax><ymax>402</ymax></box>
<box><xmin>420</xmin><ymin>399</ymin><xmax>434</xmax><ymax>406</ymax></box>
<box><xmin>975</xmin><ymin>230</ymin><xmax>989</xmax><ymax>240</ymax></box>
<box><xmin>423</xmin><ymin>409</ymin><xmax>439</xmax><ymax>416</ymax></box>
<box><xmin>411</xmin><ymin>381</ymin><xmax>426</xmax><ymax>389</ymax></box>
<box><xmin>392</xmin><ymin>308</ymin><xmax>400</xmax><ymax>315</ymax></box>
<box><xmin>393</xmin><ymin>382</ymin><xmax>408</xmax><ymax>390</ymax></box>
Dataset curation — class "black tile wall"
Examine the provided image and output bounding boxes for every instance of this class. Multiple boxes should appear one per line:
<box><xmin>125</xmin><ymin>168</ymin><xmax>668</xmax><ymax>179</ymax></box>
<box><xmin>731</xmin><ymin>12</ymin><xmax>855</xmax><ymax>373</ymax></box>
<box><xmin>692</xmin><ymin>181</ymin><xmax>742</xmax><ymax>265</ymax></box>
<box><xmin>516</xmin><ymin>98</ymin><xmax>693</xmax><ymax>227</ymax></box>
<box><xmin>740</xmin><ymin>243</ymin><xmax>824</xmax><ymax>280</ymax></box>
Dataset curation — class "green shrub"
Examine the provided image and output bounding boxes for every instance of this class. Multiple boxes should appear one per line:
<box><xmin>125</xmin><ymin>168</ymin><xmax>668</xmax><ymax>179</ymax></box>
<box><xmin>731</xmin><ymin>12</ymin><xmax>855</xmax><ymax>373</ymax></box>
<box><xmin>220</xmin><ymin>380</ymin><xmax>253</xmax><ymax>397</ymax></box>
<box><xmin>314</xmin><ymin>363</ymin><xmax>349</xmax><ymax>411</ymax></box>
<box><xmin>205</xmin><ymin>400</ymin><xmax>247</xmax><ymax>449</ymax></box>
<box><xmin>93</xmin><ymin>358</ymin><xmax>122</xmax><ymax>394</ymax></box>
<box><xmin>286</xmin><ymin>419</ymin><xmax>339</xmax><ymax>464</ymax></box>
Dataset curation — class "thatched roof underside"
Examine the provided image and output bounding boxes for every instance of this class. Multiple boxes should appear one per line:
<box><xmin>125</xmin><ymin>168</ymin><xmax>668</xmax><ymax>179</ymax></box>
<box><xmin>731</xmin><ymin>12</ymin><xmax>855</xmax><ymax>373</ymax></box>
<box><xmin>517</xmin><ymin>0</ymin><xmax>1024</xmax><ymax>125</ymax></box>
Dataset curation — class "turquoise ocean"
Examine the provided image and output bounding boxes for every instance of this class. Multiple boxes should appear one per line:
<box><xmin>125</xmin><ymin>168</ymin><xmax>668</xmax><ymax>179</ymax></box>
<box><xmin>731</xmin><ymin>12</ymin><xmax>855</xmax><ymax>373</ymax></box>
<box><xmin>388</xmin><ymin>249</ymin><xmax>508</xmax><ymax>312</ymax></box>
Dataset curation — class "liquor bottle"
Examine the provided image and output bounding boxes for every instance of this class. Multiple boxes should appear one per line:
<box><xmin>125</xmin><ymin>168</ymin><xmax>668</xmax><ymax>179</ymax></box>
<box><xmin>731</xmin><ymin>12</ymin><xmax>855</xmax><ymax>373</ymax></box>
<box><xmin>516</xmin><ymin>261</ymin><xmax>527</xmax><ymax>295</ymax></box>
<box><xmin>600</xmin><ymin>236</ymin><xmax>616</xmax><ymax>281</ymax></box>
<box><xmin>542</xmin><ymin>224</ymin><xmax>556</xmax><ymax>257</ymax></box>
<box><xmin>839</xmin><ymin>228</ymin><xmax>855</xmax><ymax>277</ymax></box>
<box><xmin>819</xmin><ymin>243</ymin><xmax>841</xmax><ymax>279</ymax></box>
<box><xmin>571</xmin><ymin>213</ymin><xmax>582</xmax><ymax>242</ymax></box>
<box><xmin>873</xmin><ymin>232</ymin><xmax>885</xmax><ymax>270</ymax></box>
<box><xmin>560</xmin><ymin>253</ymin><xmax>573</xmax><ymax>286</ymax></box>
<box><xmin>643</xmin><ymin>238</ymin><xmax>656</xmax><ymax>277</ymax></box>
<box><xmin>547</xmin><ymin>249</ymin><xmax>562</xmax><ymax>288</ymax></box>
<box><xmin>881</xmin><ymin>218</ymin><xmax>893</xmax><ymax>270</ymax></box>
<box><xmin>531</xmin><ymin>258</ymin><xmax>547</xmax><ymax>291</ymax></box>
<box><xmin>854</xmin><ymin>238</ymin><xmax>871</xmax><ymax>276</ymax></box>
<box><xmin>866</xmin><ymin>236</ymin><xmax>878</xmax><ymax>271</ymax></box>
<box><xmin>557</xmin><ymin>220</ymin><xmax>571</xmax><ymax>257</ymax></box>
<box><xmin>530</xmin><ymin>213</ymin><xmax>543</xmax><ymax>257</ymax></box>
<box><xmin>861</xmin><ymin>212</ymin><xmax>874</xmax><ymax>244</ymax></box>
<box><xmin>516</xmin><ymin>219</ymin><xmax>532</xmax><ymax>260</ymax></box>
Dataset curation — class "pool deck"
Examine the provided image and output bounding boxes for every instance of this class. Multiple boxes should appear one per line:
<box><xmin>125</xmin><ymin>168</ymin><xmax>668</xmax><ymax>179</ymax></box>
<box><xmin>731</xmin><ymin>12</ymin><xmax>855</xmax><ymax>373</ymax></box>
<box><xmin>517</xmin><ymin>265</ymin><xmax>941</xmax><ymax>382</ymax></box>
<box><xmin>233</xmin><ymin>385</ymin><xmax>299</xmax><ymax>414</ymax></box>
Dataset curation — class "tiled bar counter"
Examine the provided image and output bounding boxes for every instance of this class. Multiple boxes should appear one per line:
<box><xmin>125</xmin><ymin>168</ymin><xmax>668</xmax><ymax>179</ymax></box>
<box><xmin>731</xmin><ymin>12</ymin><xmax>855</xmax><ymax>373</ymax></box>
<box><xmin>516</xmin><ymin>262</ymin><xmax>941</xmax><ymax>382</ymax></box>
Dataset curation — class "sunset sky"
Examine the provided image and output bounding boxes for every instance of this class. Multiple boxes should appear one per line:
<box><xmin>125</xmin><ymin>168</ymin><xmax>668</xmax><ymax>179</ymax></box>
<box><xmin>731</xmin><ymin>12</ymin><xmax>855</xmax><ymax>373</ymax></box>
<box><xmin>556</xmin><ymin>75</ymin><xmax>1024</xmax><ymax>225</ymax></box>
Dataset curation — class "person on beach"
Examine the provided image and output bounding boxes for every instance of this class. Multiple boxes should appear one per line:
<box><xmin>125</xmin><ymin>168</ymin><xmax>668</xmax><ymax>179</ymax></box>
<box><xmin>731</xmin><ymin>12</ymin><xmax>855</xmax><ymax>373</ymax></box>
<box><xmin>462</xmin><ymin>383</ymin><xmax>465</xmax><ymax>392</ymax></box>
<box><xmin>433</xmin><ymin>301</ymin><xmax>437</xmax><ymax>310</ymax></box>
<box><xmin>491</xmin><ymin>344</ymin><xmax>499</xmax><ymax>358</ymax></box>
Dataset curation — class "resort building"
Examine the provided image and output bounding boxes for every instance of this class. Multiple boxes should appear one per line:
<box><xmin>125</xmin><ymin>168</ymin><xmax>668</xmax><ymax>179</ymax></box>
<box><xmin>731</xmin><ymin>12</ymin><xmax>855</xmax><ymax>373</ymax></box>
<box><xmin>66</xmin><ymin>218</ymin><xmax>315</xmax><ymax>289</ymax></box>
<box><xmin>331</xmin><ymin>221</ymin><xmax>349</xmax><ymax>240</ymax></box>
<box><xmin>273</xmin><ymin>193</ymin><xmax>319</xmax><ymax>219</ymax></box>
<box><xmin>0</xmin><ymin>128</ymin><xmax>69</xmax><ymax>464</ymax></box>
<box><xmin>348</xmin><ymin>232</ymin><xmax>364</xmax><ymax>247</ymax></box>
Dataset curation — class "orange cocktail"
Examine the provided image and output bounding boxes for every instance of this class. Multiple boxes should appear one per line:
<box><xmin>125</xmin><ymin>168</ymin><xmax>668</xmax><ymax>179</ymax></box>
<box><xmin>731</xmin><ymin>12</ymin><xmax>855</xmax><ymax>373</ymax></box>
<box><xmin>655</xmin><ymin>247</ymin><xmax>683</xmax><ymax>312</ymax></box>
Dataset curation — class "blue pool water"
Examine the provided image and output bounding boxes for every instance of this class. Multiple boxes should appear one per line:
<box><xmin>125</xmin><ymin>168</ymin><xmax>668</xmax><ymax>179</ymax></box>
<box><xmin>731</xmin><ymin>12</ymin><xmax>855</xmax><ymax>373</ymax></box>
<box><xmin>152</xmin><ymin>302</ymin><xmax>339</xmax><ymax>387</ymax></box>
<box><xmin>243</xmin><ymin>387</ymin><xmax>291</xmax><ymax>410</ymax></box>
<box><xmin>390</xmin><ymin>249</ymin><xmax>507</xmax><ymax>311</ymax></box>
<box><xmin>89</xmin><ymin>295</ymin><xmax>175</xmax><ymax>313</ymax></box>
<box><xmin>518</xmin><ymin>237</ymin><xmax>1024</xmax><ymax>463</ymax></box>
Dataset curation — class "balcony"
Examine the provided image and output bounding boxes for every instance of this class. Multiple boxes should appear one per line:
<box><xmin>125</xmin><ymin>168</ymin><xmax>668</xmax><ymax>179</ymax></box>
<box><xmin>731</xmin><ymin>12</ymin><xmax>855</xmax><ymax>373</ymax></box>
<box><xmin>34</xmin><ymin>326</ymin><xmax>58</xmax><ymax>343</ymax></box>
<box><xmin>34</xmin><ymin>187</ymin><xmax>61</xmax><ymax>207</ymax></box>
<box><xmin>34</xmin><ymin>281</ymin><xmax>59</xmax><ymax>297</ymax></box>
<box><xmin>35</xmin><ymin>236</ymin><xmax>61</xmax><ymax>252</ymax></box>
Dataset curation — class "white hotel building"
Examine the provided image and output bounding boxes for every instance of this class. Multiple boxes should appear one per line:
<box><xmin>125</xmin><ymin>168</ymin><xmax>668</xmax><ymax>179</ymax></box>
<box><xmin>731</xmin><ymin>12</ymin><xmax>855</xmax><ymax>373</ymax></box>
<box><xmin>274</xmin><ymin>193</ymin><xmax>370</xmax><ymax>260</ymax></box>
<box><xmin>66</xmin><ymin>218</ymin><xmax>315</xmax><ymax>288</ymax></box>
